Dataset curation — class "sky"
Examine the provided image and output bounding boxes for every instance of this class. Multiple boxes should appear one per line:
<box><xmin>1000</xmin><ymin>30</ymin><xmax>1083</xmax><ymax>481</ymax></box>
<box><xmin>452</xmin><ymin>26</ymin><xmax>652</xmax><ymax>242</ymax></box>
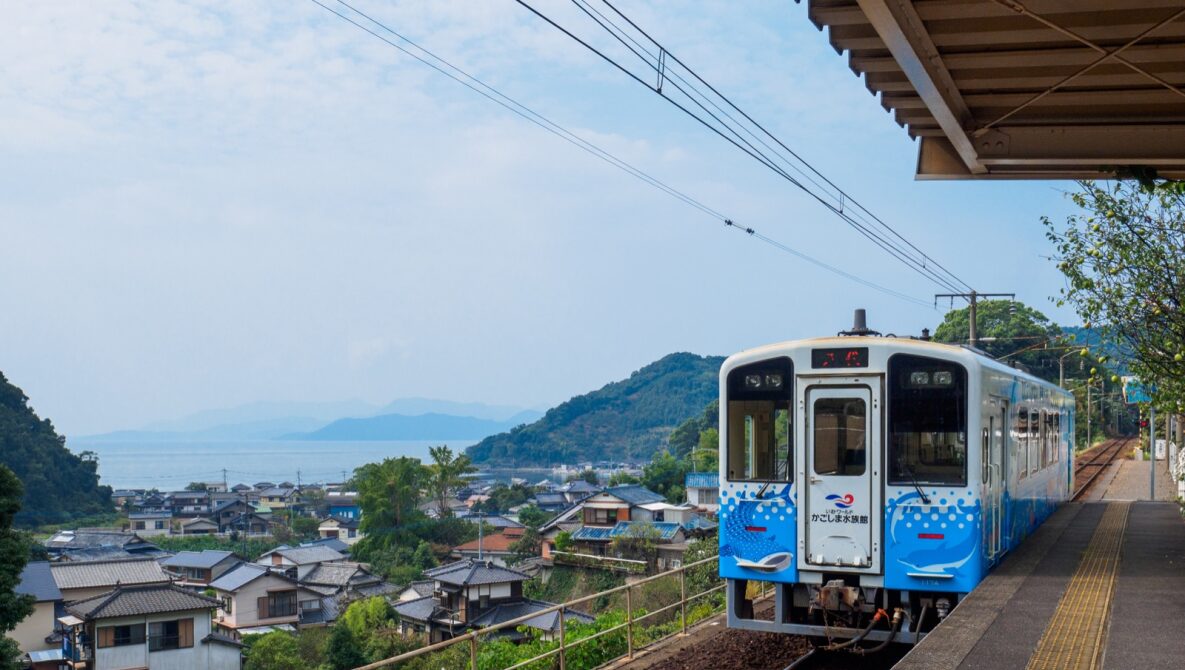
<box><xmin>0</xmin><ymin>0</ymin><xmax>1084</xmax><ymax>436</ymax></box>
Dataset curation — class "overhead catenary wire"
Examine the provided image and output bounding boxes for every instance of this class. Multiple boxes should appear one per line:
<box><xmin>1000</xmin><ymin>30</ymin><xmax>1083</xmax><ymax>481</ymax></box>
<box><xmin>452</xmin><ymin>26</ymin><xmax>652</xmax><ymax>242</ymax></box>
<box><xmin>513</xmin><ymin>0</ymin><xmax>974</xmax><ymax>295</ymax></box>
<box><xmin>306</xmin><ymin>0</ymin><xmax>933</xmax><ymax>307</ymax></box>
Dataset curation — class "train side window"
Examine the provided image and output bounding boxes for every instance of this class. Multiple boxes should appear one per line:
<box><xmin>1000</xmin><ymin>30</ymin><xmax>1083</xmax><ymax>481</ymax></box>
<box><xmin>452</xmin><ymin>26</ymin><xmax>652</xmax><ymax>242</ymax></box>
<box><xmin>1029</xmin><ymin>409</ymin><xmax>1040</xmax><ymax>476</ymax></box>
<box><xmin>812</xmin><ymin>397</ymin><xmax>866</xmax><ymax>476</ymax></box>
<box><xmin>887</xmin><ymin>354</ymin><xmax>967</xmax><ymax>486</ymax></box>
<box><xmin>726</xmin><ymin>358</ymin><xmax>792</xmax><ymax>483</ymax></box>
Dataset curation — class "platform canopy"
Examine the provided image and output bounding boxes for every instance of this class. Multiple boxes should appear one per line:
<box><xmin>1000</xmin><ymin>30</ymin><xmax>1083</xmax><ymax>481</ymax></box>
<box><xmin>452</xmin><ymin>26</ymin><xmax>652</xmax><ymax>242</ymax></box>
<box><xmin>806</xmin><ymin>0</ymin><xmax>1185</xmax><ymax>179</ymax></box>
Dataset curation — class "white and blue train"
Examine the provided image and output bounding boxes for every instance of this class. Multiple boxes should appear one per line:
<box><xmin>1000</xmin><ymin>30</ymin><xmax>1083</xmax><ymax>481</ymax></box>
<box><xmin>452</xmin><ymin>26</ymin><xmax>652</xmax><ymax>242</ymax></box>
<box><xmin>719</xmin><ymin>314</ymin><xmax>1074</xmax><ymax>646</ymax></box>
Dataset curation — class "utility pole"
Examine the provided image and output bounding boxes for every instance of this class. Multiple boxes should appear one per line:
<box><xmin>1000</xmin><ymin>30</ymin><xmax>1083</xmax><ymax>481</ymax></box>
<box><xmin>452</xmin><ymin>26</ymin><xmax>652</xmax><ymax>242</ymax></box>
<box><xmin>934</xmin><ymin>291</ymin><xmax>1016</xmax><ymax>349</ymax></box>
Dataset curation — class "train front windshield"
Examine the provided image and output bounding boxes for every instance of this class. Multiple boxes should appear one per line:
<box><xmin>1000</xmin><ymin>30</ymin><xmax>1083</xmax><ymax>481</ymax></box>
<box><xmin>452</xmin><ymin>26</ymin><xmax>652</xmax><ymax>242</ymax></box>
<box><xmin>725</xmin><ymin>358</ymin><xmax>793</xmax><ymax>482</ymax></box>
<box><xmin>887</xmin><ymin>354</ymin><xmax>968</xmax><ymax>486</ymax></box>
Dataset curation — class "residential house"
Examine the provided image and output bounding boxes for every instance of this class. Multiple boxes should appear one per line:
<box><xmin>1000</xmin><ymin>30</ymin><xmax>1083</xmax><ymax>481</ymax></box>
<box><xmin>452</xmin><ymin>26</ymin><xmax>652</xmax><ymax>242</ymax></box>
<box><xmin>530</xmin><ymin>492</ymin><xmax>569</xmax><ymax>514</ymax></box>
<box><xmin>224</xmin><ymin>512</ymin><xmax>271</xmax><ymax>537</ymax></box>
<box><xmin>161</xmin><ymin>551</ymin><xmax>243</xmax><ymax>587</ymax></box>
<box><xmin>397</xmin><ymin>580</ymin><xmax>434</xmax><ymax>603</ymax></box>
<box><xmin>258</xmin><ymin>487</ymin><xmax>298</xmax><ymax>510</ymax></box>
<box><xmin>300</xmin><ymin>537</ymin><xmax>349</xmax><ymax>554</ymax></box>
<box><xmin>298</xmin><ymin>562</ymin><xmax>397</xmax><ymax>602</ymax></box>
<box><xmin>51</xmin><ymin>557</ymin><xmax>171</xmax><ymax>602</ymax></box>
<box><xmin>464</xmin><ymin>515</ymin><xmax>525</xmax><ymax>532</ymax></box>
<box><xmin>317</xmin><ymin>516</ymin><xmax>362</xmax><ymax>546</ymax></box>
<box><xmin>179</xmin><ymin>518</ymin><xmax>220</xmax><ymax>536</ymax></box>
<box><xmin>44</xmin><ymin>531</ymin><xmax>160</xmax><ymax>560</ymax></box>
<box><xmin>450</xmin><ymin>527</ymin><xmax>525</xmax><ymax>567</ymax></box>
<box><xmin>12</xmin><ymin>562</ymin><xmax>62</xmax><ymax>654</ymax></box>
<box><xmin>127</xmin><ymin>512</ymin><xmax>173</xmax><ymax>537</ymax></box>
<box><xmin>418</xmin><ymin>497</ymin><xmax>467</xmax><ymax>519</ymax></box>
<box><xmin>633</xmin><ymin>501</ymin><xmax>697</xmax><ymax>525</ymax></box>
<box><xmin>110</xmin><ymin>490</ymin><xmax>143</xmax><ymax>508</ymax></box>
<box><xmin>536</xmin><ymin>485</ymin><xmax>666</xmax><ymax>561</ymax></box>
<box><xmin>392</xmin><ymin>559</ymin><xmax>590</xmax><ymax>643</ymax></box>
<box><xmin>133</xmin><ymin>494</ymin><xmax>170</xmax><ymax>515</ymax></box>
<box><xmin>555</xmin><ymin>480</ymin><xmax>600</xmax><ymax>504</ymax></box>
<box><xmin>252</xmin><ymin>482</ymin><xmax>275</xmax><ymax>491</ymax></box>
<box><xmin>325</xmin><ymin>492</ymin><xmax>360</xmax><ymax>520</ymax></box>
<box><xmin>210</xmin><ymin>499</ymin><xmax>255</xmax><ymax>530</ymax></box>
<box><xmin>207</xmin><ymin>563</ymin><xmax>328</xmax><ymax>636</ymax></box>
<box><xmin>58</xmin><ymin>583</ymin><xmax>242</xmax><ymax>669</ymax></box>
<box><xmin>167</xmin><ymin>491</ymin><xmax>211</xmax><ymax>518</ymax></box>
<box><xmin>230</xmin><ymin>484</ymin><xmax>253</xmax><ymax>494</ymax></box>
<box><xmin>684</xmin><ymin>472</ymin><xmax>720</xmax><ymax>512</ymax></box>
<box><xmin>468</xmin><ymin>600</ymin><xmax>594</xmax><ymax>642</ymax></box>
<box><xmin>255</xmin><ymin>545</ymin><xmax>346</xmax><ymax>580</ymax></box>
<box><xmin>201</xmin><ymin>482</ymin><xmax>229</xmax><ymax>493</ymax></box>
<box><xmin>569</xmin><ymin>521</ymin><xmax>688</xmax><ymax>570</ymax></box>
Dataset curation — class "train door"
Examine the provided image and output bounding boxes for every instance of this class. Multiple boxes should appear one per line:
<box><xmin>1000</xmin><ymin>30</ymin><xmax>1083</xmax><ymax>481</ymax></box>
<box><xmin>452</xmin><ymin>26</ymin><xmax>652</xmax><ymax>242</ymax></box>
<box><xmin>985</xmin><ymin>398</ymin><xmax>1007</xmax><ymax>563</ymax></box>
<box><xmin>800</xmin><ymin>379</ymin><xmax>881</xmax><ymax>571</ymax></box>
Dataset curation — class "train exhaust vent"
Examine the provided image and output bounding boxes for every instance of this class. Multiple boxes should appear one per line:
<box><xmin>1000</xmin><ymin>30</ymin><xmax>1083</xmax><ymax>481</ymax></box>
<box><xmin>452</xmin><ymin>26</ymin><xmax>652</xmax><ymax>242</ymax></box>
<box><xmin>839</xmin><ymin>308</ymin><xmax>880</xmax><ymax>337</ymax></box>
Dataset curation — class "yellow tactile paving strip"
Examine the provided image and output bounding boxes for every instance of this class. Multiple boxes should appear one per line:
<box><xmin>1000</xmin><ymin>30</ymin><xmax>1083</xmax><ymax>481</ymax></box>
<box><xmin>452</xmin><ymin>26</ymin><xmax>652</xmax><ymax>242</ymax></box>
<box><xmin>1026</xmin><ymin>502</ymin><xmax>1130</xmax><ymax>670</ymax></box>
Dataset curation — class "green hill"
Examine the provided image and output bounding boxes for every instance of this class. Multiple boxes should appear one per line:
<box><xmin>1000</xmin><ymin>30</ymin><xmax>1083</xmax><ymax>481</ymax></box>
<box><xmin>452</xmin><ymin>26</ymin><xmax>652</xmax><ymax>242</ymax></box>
<box><xmin>0</xmin><ymin>372</ymin><xmax>112</xmax><ymax>527</ymax></box>
<box><xmin>466</xmin><ymin>353</ymin><xmax>724</xmax><ymax>466</ymax></box>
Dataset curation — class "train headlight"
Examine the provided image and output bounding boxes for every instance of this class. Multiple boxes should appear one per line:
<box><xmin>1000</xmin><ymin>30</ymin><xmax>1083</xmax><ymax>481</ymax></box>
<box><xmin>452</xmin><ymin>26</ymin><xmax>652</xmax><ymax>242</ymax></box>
<box><xmin>909</xmin><ymin>371</ymin><xmax>930</xmax><ymax>386</ymax></box>
<box><xmin>744</xmin><ymin>374</ymin><xmax>763</xmax><ymax>389</ymax></box>
<box><xmin>933</xmin><ymin>371</ymin><xmax>954</xmax><ymax>386</ymax></box>
<box><xmin>764</xmin><ymin>374</ymin><xmax>783</xmax><ymax>389</ymax></box>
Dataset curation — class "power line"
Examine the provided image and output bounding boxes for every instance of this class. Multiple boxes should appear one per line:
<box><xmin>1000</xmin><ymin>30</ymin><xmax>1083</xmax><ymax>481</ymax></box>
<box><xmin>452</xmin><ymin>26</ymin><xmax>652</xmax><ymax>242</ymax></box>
<box><xmin>512</xmin><ymin>0</ymin><xmax>973</xmax><ymax>295</ymax></box>
<box><xmin>306</xmin><ymin>0</ymin><xmax>933</xmax><ymax>307</ymax></box>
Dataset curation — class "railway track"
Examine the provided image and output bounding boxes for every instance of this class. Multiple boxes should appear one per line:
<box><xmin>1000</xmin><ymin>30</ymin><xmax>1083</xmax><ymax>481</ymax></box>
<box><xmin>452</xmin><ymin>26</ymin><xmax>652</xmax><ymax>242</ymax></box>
<box><xmin>1072</xmin><ymin>437</ymin><xmax>1132</xmax><ymax>500</ymax></box>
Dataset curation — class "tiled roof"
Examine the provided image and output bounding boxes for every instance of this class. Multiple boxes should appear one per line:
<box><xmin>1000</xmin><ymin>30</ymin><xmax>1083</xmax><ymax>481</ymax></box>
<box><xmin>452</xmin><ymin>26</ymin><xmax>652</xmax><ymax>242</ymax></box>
<box><xmin>354</xmin><ymin>581</ymin><xmax>399</xmax><ymax>598</ymax></box>
<box><xmin>603</xmin><ymin>485</ymin><xmax>665</xmax><ymax>505</ymax></box>
<box><xmin>301</xmin><ymin>538</ymin><xmax>349</xmax><ymax>554</ymax></box>
<box><xmin>45</xmin><ymin>530</ymin><xmax>148</xmax><ymax>550</ymax></box>
<box><xmin>558</xmin><ymin>481</ymin><xmax>600</xmax><ymax>494</ymax></box>
<box><xmin>161</xmin><ymin>550</ymin><xmax>237</xmax><ymax>570</ymax></box>
<box><xmin>300</xmin><ymin>562</ymin><xmax>378</xmax><ymax>589</ymax></box>
<box><xmin>203</xmin><ymin>633</ymin><xmax>246</xmax><ymax>648</ymax></box>
<box><xmin>465</xmin><ymin>515</ymin><xmax>525</xmax><ymax>530</ymax></box>
<box><xmin>469</xmin><ymin>599</ymin><xmax>595</xmax><ymax>634</ymax></box>
<box><xmin>609</xmin><ymin>521</ymin><xmax>682</xmax><ymax>541</ymax></box>
<box><xmin>533</xmin><ymin>493</ymin><xmax>567</xmax><ymax>505</ymax></box>
<box><xmin>260</xmin><ymin>487</ymin><xmax>295</xmax><ymax>498</ymax></box>
<box><xmin>424</xmin><ymin>559</ymin><xmax>530</xmax><ymax>586</ymax></box>
<box><xmin>51</xmin><ymin>558</ymin><xmax>169</xmax><ymax>591</ymax></box>
<box><xmin>403</xmin><ymin>580</ymin><xmax>434</xmax><ymax>598</ymax></box>
<box><xmin>260</xmin><ymin>544</ymin><xmax>345</xmax><ymax>565</ymax></box>
<box><xmin>16</xmin><ymin>562</ymin><xmax>61</xmax><ymax>602</ymax></box>
<box><xmin>212</xmin><ymin>499</ymin><xmax>251</xmax><ymax>513</ymax></box>
<box><xmin>570</xmin><ymin>525</ymin><xmax>615</xmax><ymax>542</ymax></box>
<box><xmin>66</xmin><ymin>583</ymin><xmax>220</xmax><ymax>620</ymax></box>
<box><xmin>682</xmin><ymin>515</ymin><xmax>718</xmax><ymax>532</ymax></box>
<box><xmin>319</xmin><ymin>515</ymin><xmax>359</xmax><ymax>529</ymax></box>
<box><xmin>684</xmin><ymin>472</ymin><xmax>720</xmax><ymax>489</ymax></box>
<box><xmin>392</xmin><ymin>595</ymin><xmax>435</xmax><ymax>623</ymax></box>
<box><xmin>208</xmin><ymin>563</ymin><xmax>275</xmax><ymax>592</ymax></box>
<box><xmin>452</xmin><ymin>533</ymin><xmax>518</xmax><ymax>554</ymax></box>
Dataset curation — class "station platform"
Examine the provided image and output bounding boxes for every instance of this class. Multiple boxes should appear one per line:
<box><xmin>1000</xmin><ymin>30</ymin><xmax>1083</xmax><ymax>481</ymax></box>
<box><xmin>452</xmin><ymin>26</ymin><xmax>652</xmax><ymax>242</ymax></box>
<box><xmin>894</xmin><ymin>501</ymin><xmax>1185</xmax><ymax>670</ymax></box>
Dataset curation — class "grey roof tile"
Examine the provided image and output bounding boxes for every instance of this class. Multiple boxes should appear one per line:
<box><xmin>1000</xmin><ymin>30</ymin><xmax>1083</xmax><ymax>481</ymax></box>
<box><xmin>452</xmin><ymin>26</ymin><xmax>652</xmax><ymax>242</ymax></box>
<box><xmin>424</xmin><ymin>559</ymin><xmax>530</xmax><ymax>586</ymax></box>
<box><xmin>469</xmin><ymin>599</ymin><xmax>595</xmax><ymax>634</ymax></box>
<box><xmin>392</xmin><ymin>596</ymin><xmax>435</xmax><ymax>623</ymax></box>
<box><xmin>161</xmin><ymin>550</ymin><xmax>237</xmax><ymax>570</ymax></box>
<box><xmin>51</xmin><ymin>558</ymin><xmax>169</xmax><ymax>591</ymax></box>
<box><xmin>66</xmin><ymin>583</ymin><xmax>220</xmax><ymax>620</ymax></box>
<box><xmin>16</xmin><ymin>562</ymin><xmax>61</xmax><ymax>602</ymax></box>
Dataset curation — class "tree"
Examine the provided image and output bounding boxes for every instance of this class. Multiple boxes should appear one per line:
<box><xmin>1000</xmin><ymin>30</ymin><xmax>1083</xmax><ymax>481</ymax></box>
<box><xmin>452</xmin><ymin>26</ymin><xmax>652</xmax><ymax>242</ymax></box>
<box><xmin>567</xmin><ymin>468</ymin><xmax>599</xmax><ymax>485</ymax></box>
<box><xmin>185</xmin><ymin>481</ymin><xmax>210</xmax><ymax>492</ymax></box>
<box><xmin>325</xmin><ymin>624</ymin><xmax>369</xmax><ymax>670</ymax></box>
<box><xmin>0</xmin><ymin>372</ymin><xmax>112</xmax><ymax>527</ymax></box>
<box><xmin>607</xmin><ymin>471</ymin><xmax>640</xmax><ymax>486</ymax></box>
<box><xmin>554</xmin><ymin>531</ymin><xmax>573</xmax><ymax>552</ymax></box>
<box><xmin>339</xmin><ymin>597</ymin><xmax>396</xmax><ymax>643</ymax></box>
<box><xmin>243</xmin><ymin>631</ymin><xmax>302</xmax><ymax>670</ymax></box>
<box><xmin>289</xmin><ymin>515</ymin><xmax>319</xmax><ymax>540</ymax></box>
<box><xmin>509</xmin><ymin>528</ymin><xmax>542</xmax><ymax>563</ymax></box>
<box><xmin>0</xmin><ymin>465</ymin><xmax>34</xmax><ymax>670</ymax></box>
<box><xmin>608</xmin><ymin>522</ymin><xmax>662</xmax><ymax>564</ymax></box>
<box><xmin>516</xmin><ymin>504</ymin><xmax>550</xmax><ymax>530</ymax></box>
<box><xmin>354</xmin><ymin>457</ymin><xmax>429</xmax><ymax>551</ymax></box>
<box><xmin>642</xmin><ymin>451</ymin><xmax>687</xmax><ymax>504</ymax></box>
<box><xmin>1045</xmin><ymin>180</ymin><xmax>1185</xmax><ymax>407</ymax></box>
<box><xmin>933</xmin><ymin>300</ymin><xmax>1065</xmax><ymax>383</ymax></box>
<box><xmin>427</xmin><ymin>445</ymin><xmax>476</xmax><ymax>519</ymax></box>
<box><xmin>691</xmin><ymin>428</ymin><xmax>719</xmax><ymax>472</ymax></box>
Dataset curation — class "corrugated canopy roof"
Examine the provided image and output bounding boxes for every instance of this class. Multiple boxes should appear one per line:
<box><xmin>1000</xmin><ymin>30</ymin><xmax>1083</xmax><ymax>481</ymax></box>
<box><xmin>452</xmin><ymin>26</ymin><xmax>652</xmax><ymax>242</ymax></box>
<box><xmin>806</xmin><ymin>0</ymin><xmax>1185</xmax><ymax>179</ymax></box>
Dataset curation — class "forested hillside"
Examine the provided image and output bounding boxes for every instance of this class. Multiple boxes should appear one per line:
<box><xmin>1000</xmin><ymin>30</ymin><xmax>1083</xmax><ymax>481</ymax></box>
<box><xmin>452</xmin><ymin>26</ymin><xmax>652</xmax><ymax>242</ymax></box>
<box><xmin>0</xmin><ymin>372</ymin><xmax>111</xmax><ymax>526</ymax></box>
<box><xmin>466</xmin><ymin>353</ymin><xmax>724</xmax><ymax>465</ymax></box>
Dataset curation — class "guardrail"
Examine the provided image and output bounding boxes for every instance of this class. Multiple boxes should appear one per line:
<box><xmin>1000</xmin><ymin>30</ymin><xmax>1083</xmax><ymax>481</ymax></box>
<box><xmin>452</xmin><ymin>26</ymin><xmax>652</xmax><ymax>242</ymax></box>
<box><xmin>551</xmin><ymin>551</ymin><xmax>649</xmax><ymax>574</ymax></box>
<box><xmin>354</xmin><ymin>555</ymin><xmax>725</xmax><ymax>670</ymax></box>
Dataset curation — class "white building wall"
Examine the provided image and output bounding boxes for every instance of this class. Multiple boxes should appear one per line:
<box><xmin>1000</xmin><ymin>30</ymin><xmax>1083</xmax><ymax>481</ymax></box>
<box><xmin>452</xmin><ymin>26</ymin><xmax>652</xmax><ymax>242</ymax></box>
<box><xmin>92</xmin><ymin>611</ymin><xmax>234</xmax><ymax>670</ymax></box>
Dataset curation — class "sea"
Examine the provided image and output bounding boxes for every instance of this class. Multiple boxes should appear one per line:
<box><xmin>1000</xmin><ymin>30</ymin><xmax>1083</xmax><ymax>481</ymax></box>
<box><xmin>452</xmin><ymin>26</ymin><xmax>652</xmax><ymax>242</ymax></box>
<box><xmin>71</xmin><ymin>438</ymin><xmax>554</xmax><ymax>491</ymax></box>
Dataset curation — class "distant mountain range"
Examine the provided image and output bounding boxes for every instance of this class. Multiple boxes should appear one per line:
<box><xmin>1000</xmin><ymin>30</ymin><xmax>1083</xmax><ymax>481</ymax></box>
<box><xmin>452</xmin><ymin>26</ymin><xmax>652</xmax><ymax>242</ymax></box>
<box><xmin>75</xmin><ymin>398</ymin><xmax>543</xmax><ymax>443</ymax></box>
<box><xmin>467</xmin><ymin>352</ymin><xmax>724</xmax><ymax>466</ymax></box>
<box><xmin>282</xmin><ymin>411</ymin><xmax>541</xmax><ymax>441</ymax></box>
